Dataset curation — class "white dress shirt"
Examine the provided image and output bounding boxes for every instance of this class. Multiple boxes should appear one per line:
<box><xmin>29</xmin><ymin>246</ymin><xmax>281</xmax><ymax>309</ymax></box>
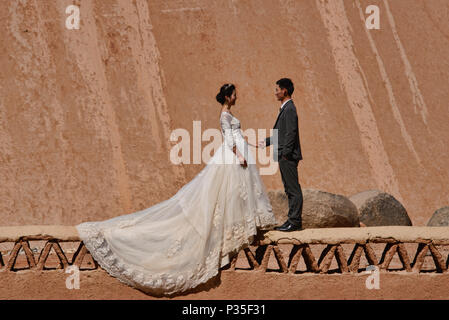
<box><xmin>280</xmin><ymin>98</ymin><xmax>292</xmax><ymax>111</ymax></box>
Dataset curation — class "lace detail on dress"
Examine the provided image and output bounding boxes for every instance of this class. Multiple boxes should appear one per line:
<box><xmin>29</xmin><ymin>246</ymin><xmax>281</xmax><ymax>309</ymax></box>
<box><xmin>239</xmin><ymin>182</ymin><xmax>248</xmax><ymax>201</ymax></box>
<box><xmin>76</xmin><ymin>206</ymin><xmax>276</xmax><ymax>296</ymax></box>
<box><xmin>76</xmin><ymin>222</ymin><xmax>224</xmax><ymax>295</ymax></box>
<box><xmin>166</xmin><ymin>239</ymin><xmax>182</xmax><ymax>258</ymax></box>
<box><xmin>213</xmin><ymin>203</ymin><xmax>221</xmax><ymax>229</ymax></box>
<box><xmin>255</xmin><ymin>209</ymin><xmax>276</xmax><ymax>226</ymax></box>
<box><xmin>254</xmin><ymin>182</ymin><xmax>262</xmax><ymax>198</ymax></box>
<box><xmin>77</xmin><ymin>217</ymin><xmax>268</xmax><ymax>296</ymax></box>
<box><xmin>225</xmin><ymin>223</ymin><xmax>245</xmax><ymax>241</ymax></box>
<box><xmin>221</xmin><ymin>209</ymin><xmax>277</xmax><ymax>254</ymax></box>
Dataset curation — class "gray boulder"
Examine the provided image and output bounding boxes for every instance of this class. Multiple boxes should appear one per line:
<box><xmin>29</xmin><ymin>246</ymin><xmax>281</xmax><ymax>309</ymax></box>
<box><xmin>349</xmin><ymin>190</ymin><xmax>412</xmax><ymax>226</ymax></box>
<box><xmin>267</xmin><ymin>189</ymin><xmax>360</xmax><ymax>228</ymax></box>
<box><xmin>427</xmin><ymin>206</ymin><xmax>449</xmax><ymax>226</ymax></box>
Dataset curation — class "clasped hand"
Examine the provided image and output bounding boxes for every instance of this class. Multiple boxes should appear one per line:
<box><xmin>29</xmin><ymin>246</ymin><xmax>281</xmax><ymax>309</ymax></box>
<box><xmin>257</xmin><ymin>140</ymin><xmax>266</xmax><ymax>149</ymax></box>
<box><xmin>238</xmin><ymin>155</ymin><xmax>247</xmax><ymax>168</ymax></box>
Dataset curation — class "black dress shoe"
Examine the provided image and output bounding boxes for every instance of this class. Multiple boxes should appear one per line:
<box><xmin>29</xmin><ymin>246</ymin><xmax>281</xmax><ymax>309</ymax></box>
<box><xmin>274</xmin><ymin>220</ymin><xmax>290</xmax><ymax>230</ymax></box>
<box><xmin>275</xmin><ymin>222</ymin><xmax>303</xmax><ymax>232</ymax></box>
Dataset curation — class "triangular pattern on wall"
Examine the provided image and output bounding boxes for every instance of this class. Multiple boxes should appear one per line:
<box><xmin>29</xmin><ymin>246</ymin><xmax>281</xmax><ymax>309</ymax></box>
<box><xmin>0</xmin><ymin>237</ymin><xmax>447</xmax><ymax>276</ymax></box>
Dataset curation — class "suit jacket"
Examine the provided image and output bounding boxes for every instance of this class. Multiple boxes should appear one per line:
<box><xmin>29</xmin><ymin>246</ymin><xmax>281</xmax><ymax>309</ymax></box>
<box><xmin>265</xmin><ymin>100</ymin><xmax>303</xmax><ymax>162</ymax></box>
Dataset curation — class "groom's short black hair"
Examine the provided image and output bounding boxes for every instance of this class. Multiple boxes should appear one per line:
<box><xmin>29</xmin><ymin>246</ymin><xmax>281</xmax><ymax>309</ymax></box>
<box><xmin>276</xmin><ymin>78</ymin><xmax>294</xmax><ymax>96</ymax></box>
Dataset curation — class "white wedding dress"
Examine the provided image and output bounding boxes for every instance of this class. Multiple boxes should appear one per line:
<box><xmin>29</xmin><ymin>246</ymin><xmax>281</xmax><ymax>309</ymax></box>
<box><xmin>76</xmin><ymin>111</ymin><xmax>277</xmax><ymax>295</ymax></box>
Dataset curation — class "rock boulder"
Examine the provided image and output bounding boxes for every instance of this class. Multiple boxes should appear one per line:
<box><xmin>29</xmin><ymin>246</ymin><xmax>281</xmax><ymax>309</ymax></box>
<box><xmin>427</xmin><ymin>206</ymin><xmax>449</xmax><ymax>226</ymax></box>
<box><xmin>350</xmin><ymin>190</ymin><xmax>412</xmax><ymax>226</ymax></box>
<box><xmin>267</xmin><ymin>189</ymin><xmax>360</xmax><ymax>228</ymax></box>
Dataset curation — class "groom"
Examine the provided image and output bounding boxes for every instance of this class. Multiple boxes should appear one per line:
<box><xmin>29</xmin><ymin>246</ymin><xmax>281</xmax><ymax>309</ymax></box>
<box><xmin>258</xmin><ymin>78</ymin><xmax>303</xmax><ymax>232</ymax></box>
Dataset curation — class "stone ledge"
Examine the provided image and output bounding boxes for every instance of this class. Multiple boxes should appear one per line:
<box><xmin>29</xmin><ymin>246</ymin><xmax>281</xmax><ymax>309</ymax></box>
<box><xmin>257</xmin><ymin>226</ymin><xmax>449</xmax><ymax>245</ymax></box>
<box><xmin>0</xmin><ymin>225</ymin><xmax>79</xmax><ymax>242</ymax></box>
<box><xmin>1</xmin><ymin>225</ymin><xmax>449</xmax><ymax>244</ymax></box>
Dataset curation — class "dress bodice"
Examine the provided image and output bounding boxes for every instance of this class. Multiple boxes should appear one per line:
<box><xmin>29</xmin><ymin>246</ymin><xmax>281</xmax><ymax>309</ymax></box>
<box><xmin>220</xmin><ymin>111</ymin><xmax>240</xmax><ymax>128</ymax></box>
<box><xmin>220</xmin><ymin>111</ymin><xmax>243</xmax><ymax>149</ymax></box>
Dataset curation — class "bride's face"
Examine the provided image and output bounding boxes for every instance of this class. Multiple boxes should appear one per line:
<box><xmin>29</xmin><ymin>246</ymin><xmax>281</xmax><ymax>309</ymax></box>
<box><xmin>226</xmin><ymin>89</ymin><xmax>237</xmax><ymax>106</ymax></box>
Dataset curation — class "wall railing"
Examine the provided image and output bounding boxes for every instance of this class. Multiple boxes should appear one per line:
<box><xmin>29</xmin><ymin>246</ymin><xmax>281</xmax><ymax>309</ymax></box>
<box><xmin>1</xmin><ymin>226</ymin><xmax>448</xmax><ymax>274</ymax></box>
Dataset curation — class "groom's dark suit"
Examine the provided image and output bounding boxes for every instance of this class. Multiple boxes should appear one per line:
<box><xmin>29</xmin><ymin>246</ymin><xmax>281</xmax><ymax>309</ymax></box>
<box><xmin>265</xmin><ymin>99</ymin><xmax>303</xmax><ymax>227</ymax></box>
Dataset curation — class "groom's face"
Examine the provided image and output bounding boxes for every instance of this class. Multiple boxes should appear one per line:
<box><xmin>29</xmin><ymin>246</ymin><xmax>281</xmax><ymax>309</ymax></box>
<box><xmin>275</xmin><ymin>85</ymin><xmax>286</xmax><ymax>101</ymax></box>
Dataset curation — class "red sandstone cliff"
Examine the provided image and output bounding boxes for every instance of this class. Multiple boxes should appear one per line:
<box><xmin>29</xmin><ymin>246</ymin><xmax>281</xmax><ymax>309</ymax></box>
<box><xmin>0</xmin><ymin>0</ymin><xmax>448</xmax><ymax>226</ymax></box>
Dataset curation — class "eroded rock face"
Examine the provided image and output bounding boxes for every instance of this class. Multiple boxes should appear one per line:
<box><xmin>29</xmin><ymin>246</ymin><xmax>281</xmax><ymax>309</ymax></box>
<box><xmin>427</xmin><ymin>206</ymin><xmax>449</xmax><ymax>226</ymax></box>
<box><xmin>268</xmin><ymin>189</ymin><xmax>360</xmax><ymax>228</ymax></box>
<box><xmin>350</xmin><ymin>190</ymin><xmax>412</xmax><ymax>226</ymax></box>
<box><xmin>1</xmin><ymin>1</ymin><xmax>448</xmax><ymax>227</ymax></box>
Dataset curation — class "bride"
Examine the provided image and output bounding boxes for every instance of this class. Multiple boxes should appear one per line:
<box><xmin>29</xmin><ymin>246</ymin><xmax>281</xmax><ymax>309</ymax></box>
<box><xmin>76</xmin><ymin>83</ymin><xmax>277</xmax><ymax>295</ymax></box>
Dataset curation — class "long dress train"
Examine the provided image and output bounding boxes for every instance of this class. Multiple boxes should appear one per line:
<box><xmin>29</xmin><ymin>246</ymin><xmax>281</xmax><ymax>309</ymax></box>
<box><xmin>75</xmin><ymin>111</ymin><xmax>277</xmax><ymax>295</ymax></box>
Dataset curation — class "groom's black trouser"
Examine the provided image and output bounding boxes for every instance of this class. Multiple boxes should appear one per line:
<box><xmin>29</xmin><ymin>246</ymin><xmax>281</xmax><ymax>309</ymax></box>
<box><xmin>278</xmin><ymin>157</ymin><xmax>303</xmax><ymax>227</ymax></box>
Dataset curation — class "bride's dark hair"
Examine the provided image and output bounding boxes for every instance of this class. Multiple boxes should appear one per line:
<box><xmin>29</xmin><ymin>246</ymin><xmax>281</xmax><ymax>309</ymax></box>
<box><xmin>216</xmin><ymin>83</ymin><xmax>235</xmax><ymax>105</ymax></box>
